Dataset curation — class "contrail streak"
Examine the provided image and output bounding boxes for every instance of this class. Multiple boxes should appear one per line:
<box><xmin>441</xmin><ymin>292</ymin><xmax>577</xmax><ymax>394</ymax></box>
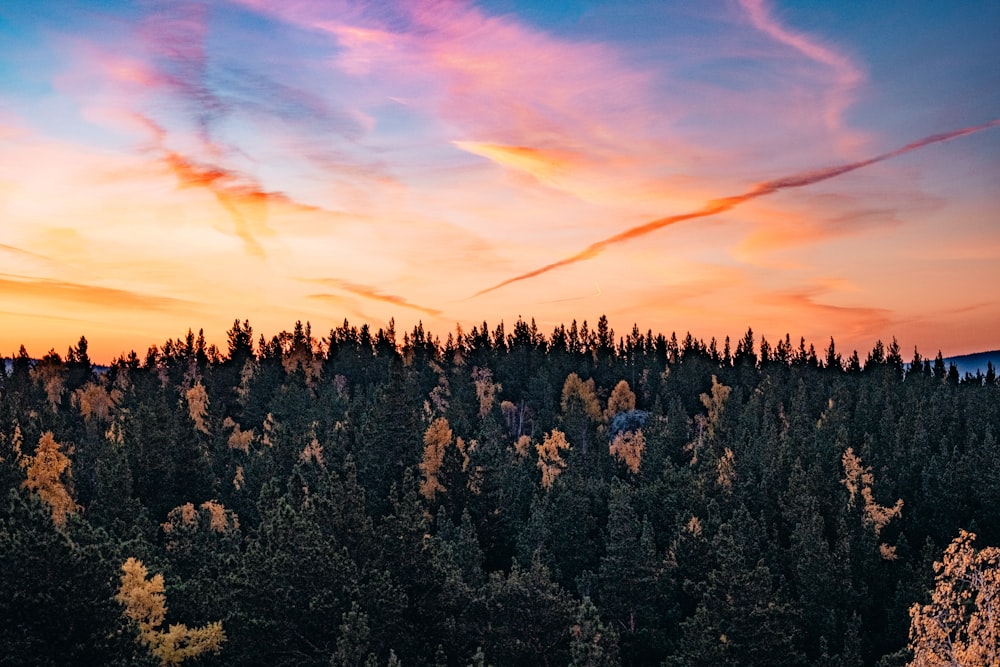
<box><xmin>473</xmin><ymin>118</ymin><xmax>1000</xmax><ymax>297</ymax></box>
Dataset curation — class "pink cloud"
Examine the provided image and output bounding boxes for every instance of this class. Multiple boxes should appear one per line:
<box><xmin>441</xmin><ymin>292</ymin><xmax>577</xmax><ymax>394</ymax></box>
<box><xmin>50</xmin><ymin>0</ymin><xmax>884</xmax><ymax>223</ymax></box>
<box><xmin>739</xmin><ymin>0</ymin><xmax>863</xmax><ymax>134</ymax></box>
<box><xmin>265</xmin><ymin>0</ymin><xmax>879</xmax><ymax>214</ymax></box>
<box><xmin>47</xmin><ymin>12</ymin><xmax>398</xmax><ymax>227</ymax></box>
<box><xmin>158</xmin><ymin>147</ymin><xmax>347</xmax><ymax>258</ymax></box>
<box><xmin>232</xmin><ymin>0</ymin><xmax>666</xmax><ymax>189</ymax></box>
<box><xmin>47</xmin><ymin>38</ymin><xmax>343</xmax><ymax>256</ymax></box>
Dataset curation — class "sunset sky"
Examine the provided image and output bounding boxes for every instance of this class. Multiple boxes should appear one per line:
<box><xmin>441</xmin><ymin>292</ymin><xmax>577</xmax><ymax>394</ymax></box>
<box><xmin>2</xmin><ymin>0</ymin><xmax>998</xmax><ymax>363</ymax></box>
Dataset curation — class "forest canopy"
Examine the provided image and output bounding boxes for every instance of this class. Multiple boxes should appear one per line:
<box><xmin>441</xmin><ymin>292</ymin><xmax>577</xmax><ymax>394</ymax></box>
<box><xmin>1</xmin><ymin>317</ymin><xmax>998</xmax><ymax>666</ymax></box>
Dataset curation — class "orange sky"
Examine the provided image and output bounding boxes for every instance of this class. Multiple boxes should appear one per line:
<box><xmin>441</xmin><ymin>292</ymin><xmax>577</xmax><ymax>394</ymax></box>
<box><xmin>1</xmin><ymin>1</ymin><xmax>998</xmax><ymax>362</ymax></box>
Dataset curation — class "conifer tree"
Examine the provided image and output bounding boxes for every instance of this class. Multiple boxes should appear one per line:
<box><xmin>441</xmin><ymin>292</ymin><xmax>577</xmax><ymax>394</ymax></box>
<box><xmin>570</xmin><ymin>596</ymin><xmax>620</xmax><ymax>666</ymax></box>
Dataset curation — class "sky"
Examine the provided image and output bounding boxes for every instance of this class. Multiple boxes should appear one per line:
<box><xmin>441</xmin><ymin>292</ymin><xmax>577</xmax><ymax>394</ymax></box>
<box><xmin>1</xmin><ymin>0</ymin><xmax>998</xmax><ymax>363</ymax></box>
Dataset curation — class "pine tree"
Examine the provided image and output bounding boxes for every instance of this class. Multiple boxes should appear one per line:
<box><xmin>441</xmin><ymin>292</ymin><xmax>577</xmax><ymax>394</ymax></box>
<box><xmin>570</xmin><ymin>596</ymin><xmax>620</xmax><ymax>666</ymax></box>
<box><xmin>331</xmin><ymin>604</ymin><xmax>377</xmax><ymax>667</ymax></box>
<box><xmin>0</xmin><ymin>489</ymin><xmax>142</xmax><ymax>664</ymax></box>
<box><xmin>479</xmin><ymin>558</ymin><xmax>576</xmax><ymax>665</ymax></box>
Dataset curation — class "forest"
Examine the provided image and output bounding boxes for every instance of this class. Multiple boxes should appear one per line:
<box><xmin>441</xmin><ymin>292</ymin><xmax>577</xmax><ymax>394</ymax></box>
<box><xmin>1</xmin><ymin>316</ymin><xmax>998</xmax><ymax>666</ymax></box>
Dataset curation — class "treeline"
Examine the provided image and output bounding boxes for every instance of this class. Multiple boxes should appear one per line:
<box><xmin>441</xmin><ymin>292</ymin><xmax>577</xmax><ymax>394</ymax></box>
<box><xmin>1</xmin><ymin>317</ymin><xmax>998</xmax><ymax>666</ymax></box>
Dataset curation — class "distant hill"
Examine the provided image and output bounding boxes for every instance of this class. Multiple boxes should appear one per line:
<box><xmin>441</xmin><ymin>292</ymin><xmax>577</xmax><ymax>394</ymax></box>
<box><xmin>943</xmin><ymin>350</ymin><xmax>1000</xmax><ymax>378</ymax></box>
<box><xmin>1</xmin><ymin>358</ymin><xmax>108</xmax><ymax>375</ymax></box>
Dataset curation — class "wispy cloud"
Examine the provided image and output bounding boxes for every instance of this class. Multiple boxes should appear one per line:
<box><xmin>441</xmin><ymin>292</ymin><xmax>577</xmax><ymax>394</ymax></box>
<box><xmin>0</xmin><ymin>274</ymin><xmax>189</xmax><ymax>311</ymax></box>
<box><xmin>306</xmin><ymin>1</ymin><xmax>648</xmax><ymax>129</ymax></box>
<box><xmin>733</xmin><ymin>205</ymin><xmax>903</xmax><ymax>266</ymax></box>
<box><xmin>306</xmin><ymin>278</ymin><xmax>443</xmax><ymax>317</ymax></box>
<box><xmin>452</xmin><ymin>142</ymin><xmax>587</xmax><ymax>187</ymax></box>
<box><xmin>137</xmin><ymin>1</ymin><xmax>227</xmax><ymax>146</ymax></box>
<box><xmin>0</xmin><ymin>244</ymin><xmax>50</xmax><ymax>261</ymax></box>
<box><xmin>474</xmin><ymin>119</ymin><xmax>1000</xmax><ymax>296</ymax></box>
<box><xmin>738</xmin><ymin>0</ymin><xmax>863</xmax><ymax>132</ymax></box>
<box><xmin>161</xmin><ymin>150</ymin><xmax>324</xmax><ymax>258</ymax></box>
<box><xmin>233</xmin><ymin>0</ymin><xmax>669</xmax><ymax>203</ymax></box>
<box><xmin>89</xmin><ymin>107</ymin><xmax>337</xmax><ymax>259</ymax></box>
<box><xmin>52</xmin><ymin>11</ymin><xmax>385</xmax><ymax>215</ymax></box>
<box><xmin>762</xmin><ymin>288</ymin><xmax>893</xmax><ymax>341</ymax></box>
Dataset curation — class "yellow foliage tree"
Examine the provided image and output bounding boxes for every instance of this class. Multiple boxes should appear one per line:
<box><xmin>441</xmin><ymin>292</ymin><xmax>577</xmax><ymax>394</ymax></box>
<box><xmin>908</xmin><ymin>530</ymin><xmax>999</xmax><ymax>666</ymax></box>
<box><xmin>514</xmin><ymin>434</ymin><xmax>532</xmax><ymax>458</ymax></box>
<box><xmin>162</xmin><ymin>500</ymin><xmax>240</xmax><ymax>538</ymax></box>
<box><xmin>699</xmin><ymin>375</ymin><xmax>731</xmax><ymax>440</ymax></box>
<box><xmin>116</xmin><ymin>558</ymin><xmax>226</xmax><ymax>666</ymax></box>
<box><xmin>840</xmin><ymin>447</ymin><xmax>865</xmax><ymax>504</ymax></box>
<box><xmin>299</xmin><ymin>438</ymin><xmax>325</xmax><ymax>467</ymax></box>
<box><xmin>201</xmin><ymin>500</ymin><xmax>239</xmax><ymax>533</ymax></box>
<box><xmin>185</xmin><ymin>383</ymin><xmax>210</xmax><ymax>435</ymax></box>
<box><xmin>262</xmin><ymin>413</ymin><xmax>277</xmax><ymax>447</ymax></box>
<box><xmin>609</xmin><ymin>429</ymin><xmax>645</xmax><ymax>474</ymax></box>
<box><xmin>20</xmin><ymin>431</ymin><xmax>79</xmax><ymax>527</ymax></box>
<box><xmin>31</xmin><ymin>353</ymin><xmax>65</xmax><ymax>411</ymax></box>
<box><xmin>686</xmin><ymin>376</ymin><xmax>731</xmax><ymax>464</ymax></box>
<box><xmin>428</xmin><ymin>361</ymin><xmax>451</xmax><ymax>414</ymax></box>
<box><xmin>455</xmin><ymin>436</ymin><xmax>473</xmax><ymax>472</ymax></box>
<box><xmin>471</xmin><ymin>366</ymin><xmax>501</xmax><ymax>418</ymax></box>
<box><xmin>840</xmin><ymin>447</ymin><xmax>903</xmax><ymax>559</ymax></box>
<box><xmin>163</xmin><ymin>502</ymin><xmax>198</xmax><ymax>532</ymax></box>
<box><xmin>223</xmin><ymin>417</ymin><xmax>254</xmax><ymax>453</ymax></box>
<box><xmin>536</xmin><ymin>429</ymin><xmax>571</xmax><ymax>489</ymax></box>
<box><xmin>3</xmin><ymin>423</ymin><xmax>23</xmax><ymax>463</ymax></box>
<box><xmin>716</xmin><ymin>447</ymin><xmax>737</xmax><ymax>493</ymax></box>
<box><xmin>686</xmin><ymin>515</ymin><xmax>703</xmax><ymax>538</ymax></box>
<box><xmin>73</xmin><ymin>381</ymin><xmax>119</xmax><ymax>422</ymax></box>
<box><xmin>605</xmin><ymin>380</ymin><xmax>636</xmax><ymax>421</ymax></box>
<box><xmin>236</xmin><ymin>359</ymin><xmax>256</xmax><ymax>406</ymax></box>
<box><xmin>420</xmin><ymin>417</ymin><xmax>453</xmax><ymax>500</ymax></box>
<box><xmin>561</xmin><ymin>373</ymin><xmax>602</xmax><ymax>422</ymax></box>
<box><xmin>561</xmin><ymin>373</ymin><xmax>603</xmax><ymax>454</ymax></box>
